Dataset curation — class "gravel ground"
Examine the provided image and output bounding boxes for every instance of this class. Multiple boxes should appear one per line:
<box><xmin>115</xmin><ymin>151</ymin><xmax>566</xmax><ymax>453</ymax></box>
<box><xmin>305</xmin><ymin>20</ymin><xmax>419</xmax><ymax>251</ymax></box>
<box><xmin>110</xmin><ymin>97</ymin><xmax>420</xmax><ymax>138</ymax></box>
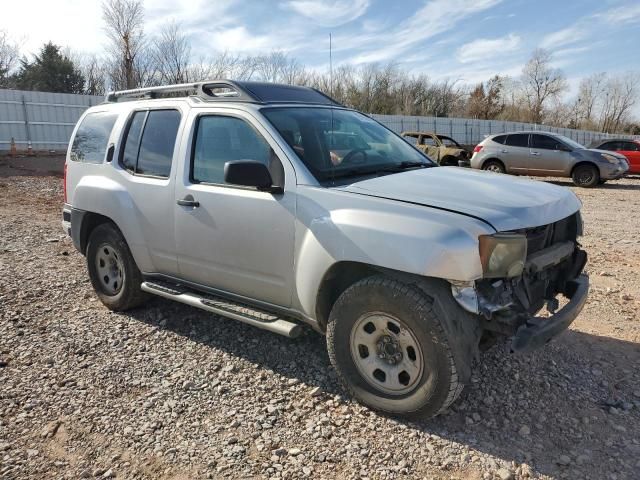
<box><xmin>1</xmin><ymin>162</ymin><xmax>640</xmax><ymax>479</ymax></box>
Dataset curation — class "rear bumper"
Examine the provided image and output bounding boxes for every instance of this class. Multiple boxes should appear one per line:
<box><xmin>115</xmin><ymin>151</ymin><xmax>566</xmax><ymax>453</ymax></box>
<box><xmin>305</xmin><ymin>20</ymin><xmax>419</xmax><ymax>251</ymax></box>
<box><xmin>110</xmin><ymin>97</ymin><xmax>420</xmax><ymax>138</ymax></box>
<box><xmin>511</xmin><ymin>274</ymin><xmax>589</xmax><ymax>353</ymax></box>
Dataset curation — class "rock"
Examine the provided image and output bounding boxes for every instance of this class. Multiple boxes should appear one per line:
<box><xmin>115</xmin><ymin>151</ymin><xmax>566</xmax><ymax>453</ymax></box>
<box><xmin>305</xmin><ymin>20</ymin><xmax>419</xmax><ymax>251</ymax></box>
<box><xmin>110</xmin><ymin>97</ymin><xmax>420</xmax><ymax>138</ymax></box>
<box><xmin>309</xmin><ymin>387</ymin><xmax>322</xmax><ymax>397</ymax></box>
<box><xmin>518</xmin><ymin>425</ymin><xmax>531</xmax><ymax>436</ymax></box>
<box><xmin>92</xmin><ymin>468</ymin><xmax>106</xmax><ymax>477</ymax></box>
<box><xmin>288</xmin><ymin>448</ymin><xmax>302</xmax><ymax>456</ymax></box>
<box><xmin>557</xmin><ymin>455</ymin><xmax>571</xmax><ymax>466</ymax></box>
<box><xmin>41</xmin><ymin>420</ymin><xmax>61</xmax><ymax>438</ymax></box>
<box><xmin>496</xmin><ymin>468</ymin><xmax>514</xmax><ymax>480</ymax></box>
<box><xmin>26</xmin><ymin>449</ymin><xmax>39</xmax><ymax>457</ymax></box>
<box><xmin>0</xmin><ymin>443</ymin><xmax>10</xmax><ymax>452</ymax></box>
<box><xmin>102</xmin><ymin>469</ymin><xmax>115</xmax><ymax>478</ymax></box>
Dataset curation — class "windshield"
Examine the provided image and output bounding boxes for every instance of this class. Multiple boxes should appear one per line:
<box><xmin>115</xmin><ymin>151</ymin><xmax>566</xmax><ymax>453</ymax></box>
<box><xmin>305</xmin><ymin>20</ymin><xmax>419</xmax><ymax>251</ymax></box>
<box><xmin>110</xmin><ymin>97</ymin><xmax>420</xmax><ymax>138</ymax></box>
<box><xmin>261</xmin><ymin>107</ymin><xmax>434</xmax><ymax>182</ymax></box>
<box><xmin>557</xmin><ymin>135</ymin><xmax>585</xmax><ymax>150</ymax></box>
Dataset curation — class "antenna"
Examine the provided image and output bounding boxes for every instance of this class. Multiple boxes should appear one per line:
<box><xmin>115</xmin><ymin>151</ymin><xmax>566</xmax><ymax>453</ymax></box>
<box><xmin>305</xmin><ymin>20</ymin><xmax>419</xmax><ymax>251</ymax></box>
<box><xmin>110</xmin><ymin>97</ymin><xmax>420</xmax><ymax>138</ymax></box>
<box><xmin>329</xmin><ymin>33</ymin><xmax>333</xmax><ymax>98</ymax></box>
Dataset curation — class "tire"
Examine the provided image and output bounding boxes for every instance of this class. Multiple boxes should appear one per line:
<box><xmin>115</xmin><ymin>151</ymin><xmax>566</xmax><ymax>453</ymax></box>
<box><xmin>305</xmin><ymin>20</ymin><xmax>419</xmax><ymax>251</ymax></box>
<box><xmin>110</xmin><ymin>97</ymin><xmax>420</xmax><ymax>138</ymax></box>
<box><xmin>572</xmin><ymin>164</ymin><xmax>599</xmax><ymax>188</ymax></box>
<box><xmin>326</xmin><ymin>275</ymin><xmax>476</xmax><ymax>419</ymax></box>
<box><xmin>482</xmin><ymin>160</ymin><xmax>505</xmax><ymax>174</ymax></box>
<box><xmin>598</xmin><ymin>179</ymin><xmax>607</xmax><ymax>185</ymax></box>
<box><xmin>440</xmin><ymin>156</ymin><xmax>457</xmax><ymax>167</ymax></box>
<box><xmin>86</xmin><ymin>223</ymin><xmax>148</xmax><ymax>311</ymax></box>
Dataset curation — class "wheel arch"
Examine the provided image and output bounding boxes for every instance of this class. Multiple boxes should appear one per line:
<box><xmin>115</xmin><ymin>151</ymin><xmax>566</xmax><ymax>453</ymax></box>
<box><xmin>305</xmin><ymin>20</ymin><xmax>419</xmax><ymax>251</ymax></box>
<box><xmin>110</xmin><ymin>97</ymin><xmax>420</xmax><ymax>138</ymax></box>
<box><xmin>314</xmin><ymin>261</ymin><xmax>437</xmax><ymax>332</ymax></box>
<box><xmin>570</xmin><ymin>160</ymin><xmax>599</xmax><ymax>176</ymax></box>
<box><xmin>73</xmin><ymin>210</ymin><xmax>117</xmax><ymax>255</ymax></box>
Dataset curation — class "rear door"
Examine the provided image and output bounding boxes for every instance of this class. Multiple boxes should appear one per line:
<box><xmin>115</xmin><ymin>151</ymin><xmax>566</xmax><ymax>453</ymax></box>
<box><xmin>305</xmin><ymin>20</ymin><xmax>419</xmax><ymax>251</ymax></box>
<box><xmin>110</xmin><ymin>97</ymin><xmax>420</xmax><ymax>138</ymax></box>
<box><xmin>528</xmin><ymin>134</ymin><xmax>573</xmax><ymax>176</ymax></box>
<box><xmin>501</xmin><ymin>133</ymin><xmax>530</xmax><ymax>173</ymax></box>
<box><xmin>116</xmin><ymin>107</ymin><xmax>184</xmax><ymax>275</ymax></box>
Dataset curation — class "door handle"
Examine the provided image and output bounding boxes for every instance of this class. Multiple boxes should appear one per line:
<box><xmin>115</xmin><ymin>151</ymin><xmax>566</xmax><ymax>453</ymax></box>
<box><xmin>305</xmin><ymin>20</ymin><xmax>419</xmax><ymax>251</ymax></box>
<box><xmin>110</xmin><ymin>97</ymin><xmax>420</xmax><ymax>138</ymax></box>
<box><xmin>177</xmin><ymin>196</ymin><xmax>200</xmax><ymax>208</ymax></box>
<box><xmin>530</xmin><ymin>151</ymin><xmax>540</xmax><ymax>156</ymax></box>
<box><xmin>501</xmin><ymin>149</ymin><xmax>509</xmax><ymax>153</ymax></box>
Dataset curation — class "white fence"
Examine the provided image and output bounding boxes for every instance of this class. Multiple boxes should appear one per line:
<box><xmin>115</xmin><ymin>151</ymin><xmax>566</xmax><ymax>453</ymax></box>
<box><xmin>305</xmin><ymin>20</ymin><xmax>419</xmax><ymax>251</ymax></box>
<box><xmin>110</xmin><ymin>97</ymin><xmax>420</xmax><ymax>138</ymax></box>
<box><xmin>0</xmin><ymin>89</ymin><xmax>103</xmax><ymax>151</ymax></box>
<box><xmin>0</xmin><ymin>88</ymin><xmax>635</xmax><ymax>151</ymax></box>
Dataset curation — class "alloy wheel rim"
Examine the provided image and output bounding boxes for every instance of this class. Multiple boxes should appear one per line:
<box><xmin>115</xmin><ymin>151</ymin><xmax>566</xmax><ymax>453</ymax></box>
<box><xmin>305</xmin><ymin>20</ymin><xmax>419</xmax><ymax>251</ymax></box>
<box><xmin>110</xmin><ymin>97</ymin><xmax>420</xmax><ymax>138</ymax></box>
<box><xmin>486</xmin><ymin>164</ymin><xmax>502</xmax><ymax>173</ymax></box>
<box><xmin>95</xmin><ymin>244</ymin><xmax>124</xmax><ymax>295</ymax></box>
<box><xmin>349</xmin><ymin>313</ymin><xmax>424</xmax><ymax>396</ymax></box>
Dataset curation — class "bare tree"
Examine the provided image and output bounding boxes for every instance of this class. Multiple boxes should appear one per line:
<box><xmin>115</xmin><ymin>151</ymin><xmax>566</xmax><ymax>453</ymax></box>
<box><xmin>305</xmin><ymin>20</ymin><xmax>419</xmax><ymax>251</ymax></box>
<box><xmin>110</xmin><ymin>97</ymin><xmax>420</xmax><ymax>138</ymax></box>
<box><xmin>521</xmin><ymin>49</ymin><xmax>567</xmax><ymax>124</ymax></box>
<box><xmin>102</xmin><ymin>0</ymin><xmax>145</xmax><ymax>89</ymax></box>
<box><xmin>0</xmin><ymin>30</ymin><xmax>21</xmax><ymax>86</ymax></box>
<box><xmin>255</xmin><ymin>51</ymin><xmax>307</xmax><ymax>84</ymax></box>
<box><xmin>599</xmin><ymin>73</ymin><xmax>638</xmax><ymax>133</ymax></box>
<box><xmin>152</xmin><ymin>20</ymin><xmax>190</xmax><ymax>84</ymax></box>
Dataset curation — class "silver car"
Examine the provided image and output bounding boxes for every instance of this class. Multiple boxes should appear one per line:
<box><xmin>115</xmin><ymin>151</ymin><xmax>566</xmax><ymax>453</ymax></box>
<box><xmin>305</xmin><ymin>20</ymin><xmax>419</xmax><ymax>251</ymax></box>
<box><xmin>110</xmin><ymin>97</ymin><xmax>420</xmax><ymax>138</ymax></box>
<box><xmin>62</xmin><ymin>81</ymin><xmax>589</xmax><ymax>418</ymax></box>
<box><xmin>470</xmin><ymin>131</ymin><xmax>629</xmax><ymax>187</ymax></box>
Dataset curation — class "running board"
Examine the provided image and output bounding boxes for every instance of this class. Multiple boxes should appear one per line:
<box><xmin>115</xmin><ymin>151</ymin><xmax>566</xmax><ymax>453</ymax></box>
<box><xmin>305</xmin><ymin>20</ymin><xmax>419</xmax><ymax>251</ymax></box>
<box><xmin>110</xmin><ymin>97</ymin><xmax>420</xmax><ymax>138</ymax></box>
<box><xmin>140</xmin><ymin>281</ymin><xmax>302</xmax><ymax>338</ymax></box>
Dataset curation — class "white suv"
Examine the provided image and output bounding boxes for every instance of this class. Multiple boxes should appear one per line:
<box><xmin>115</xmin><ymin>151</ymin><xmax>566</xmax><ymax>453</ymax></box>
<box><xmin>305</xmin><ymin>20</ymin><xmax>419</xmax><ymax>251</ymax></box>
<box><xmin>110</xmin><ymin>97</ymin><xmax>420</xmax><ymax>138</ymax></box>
<box><xmin>62</xmin><ymin>81</ymin><xmax>589</xmax><ymax>418</ymax></box>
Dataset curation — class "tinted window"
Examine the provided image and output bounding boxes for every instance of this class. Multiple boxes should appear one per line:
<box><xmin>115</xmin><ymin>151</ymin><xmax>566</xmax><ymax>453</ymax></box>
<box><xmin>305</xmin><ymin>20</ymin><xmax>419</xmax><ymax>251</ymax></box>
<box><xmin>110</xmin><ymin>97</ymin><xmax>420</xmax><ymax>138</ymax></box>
<box><xmin>530</xmin><ymin>134</ymin><xmax>563</xmax><ymax>150</ymax></box>
<box><xmin>504</xmin><ymin>134</ymin><xmax>529</xmax><ymax>147</ymax></box>
<box><xmin>492</xmin><ymin>135</ymin><xmax>507</xmax><ymax>145</ymax></box>
<box><xmin>192</xmin><ymin>116</ymin><xmax>272</xmax><ymax>185</ymax></box>
<box><xmin>120</xmin><ymin>109</ymin><xmax>181</xmax><ymax>177</ymax></box>
<box><xmin>621</xmin><ymin>141</ymin><xmax>639</xmax><ymax>152</ymax></box>
<box><xmin>122</xmin><ymin>111</ymin><xmax>145</xmax><ymax>172</ymax></box>
<box><xmin>598</xmin><ymin>141</ymin><xmax>619</xmax><ymax>151</ymax></box>
<box><xmin>137</xmin><ymin>110</ymin><xmax>181</xmax><ymax>177</ymax></box>
<box><xmin>70</xmin><ymin>112</ymin><xmax>118</xmax><ymax>163</ymax></box>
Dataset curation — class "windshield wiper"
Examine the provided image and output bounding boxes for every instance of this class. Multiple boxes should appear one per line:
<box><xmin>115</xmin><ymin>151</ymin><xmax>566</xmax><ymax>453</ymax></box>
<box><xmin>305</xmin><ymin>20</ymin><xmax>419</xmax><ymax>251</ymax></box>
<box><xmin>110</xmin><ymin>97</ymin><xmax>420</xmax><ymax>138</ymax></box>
<box><xmin>396</xmin><ymin>161</ymin><xmax>433</xmax><ymax>169</ymax></box>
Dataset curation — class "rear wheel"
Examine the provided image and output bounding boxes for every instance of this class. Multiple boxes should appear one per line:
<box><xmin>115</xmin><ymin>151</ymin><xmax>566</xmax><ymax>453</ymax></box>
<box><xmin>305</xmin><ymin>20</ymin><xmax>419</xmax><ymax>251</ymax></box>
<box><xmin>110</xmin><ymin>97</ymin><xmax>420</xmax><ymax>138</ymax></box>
<box><xmin>572</xmin><ymin>164</ymin><xmax>599</xmax><ymax>188</ymax></box>
<box><xmin>86</xmin><ymin>223</ymin><xmax>148</xmax><ymax>311</ymax></box>
<box><xmin>482</xmin><ymin>160</ymin><xmax>505</xmax><ymax>174</ymax></box>
<box><xmin>327</xmin><ymin>276</ymin><xmax>473</xmax><ymax>419</ymax></box>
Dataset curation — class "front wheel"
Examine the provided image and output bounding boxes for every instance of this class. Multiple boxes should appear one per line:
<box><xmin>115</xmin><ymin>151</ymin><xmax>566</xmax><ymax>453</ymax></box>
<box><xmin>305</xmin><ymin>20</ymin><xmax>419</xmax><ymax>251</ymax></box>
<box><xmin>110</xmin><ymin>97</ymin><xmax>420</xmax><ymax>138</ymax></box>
<box><xmin>86</xmin><ymin>223</ymin><xmax>149</xmax><ymax>311</ymax></box>
<box><xmin>572</xmin><ymin>164</ymin><xmax>599</xmax><ymax>187</ymax></box>
<box><xmin>327</xmin><ymin>276</ymin><xmax>474</xmax><ymax>418</ymax></box>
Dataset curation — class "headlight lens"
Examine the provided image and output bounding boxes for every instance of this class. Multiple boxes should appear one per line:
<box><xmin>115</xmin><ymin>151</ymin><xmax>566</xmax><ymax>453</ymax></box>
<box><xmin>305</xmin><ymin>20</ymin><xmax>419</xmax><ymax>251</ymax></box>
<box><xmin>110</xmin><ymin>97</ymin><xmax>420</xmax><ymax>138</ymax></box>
<box><xmin>601</xmin><ymin>153</ymin><xmax>620</xmax><ymax>164</ymax></box>
<box><xmin>479</xmin><ymin>233</ymin><xmax>527</xmax><ymax>278</ymax></box>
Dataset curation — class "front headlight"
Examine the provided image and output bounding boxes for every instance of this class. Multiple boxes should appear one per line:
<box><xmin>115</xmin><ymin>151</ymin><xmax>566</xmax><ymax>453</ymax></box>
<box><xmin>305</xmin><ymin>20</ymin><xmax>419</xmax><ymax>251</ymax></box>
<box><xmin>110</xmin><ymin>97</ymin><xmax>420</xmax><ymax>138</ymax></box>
<box><xmin>601</xmin><ymin>153</ymin><xmax>620</xmax><ymax>164</ymax></box>
<box><xmin>479</xmin><ymin>233</ymin><xmax>527</xmax><ymax>278</ymax></box>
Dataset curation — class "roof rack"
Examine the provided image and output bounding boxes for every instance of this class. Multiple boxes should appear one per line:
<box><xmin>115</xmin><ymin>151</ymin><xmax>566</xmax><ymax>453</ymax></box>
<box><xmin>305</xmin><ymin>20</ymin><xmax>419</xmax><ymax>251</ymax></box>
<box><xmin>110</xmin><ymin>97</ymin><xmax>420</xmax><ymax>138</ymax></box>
<box><xmin>105</xmin><ymin>80</ymin><xmax>342</xmax><ymax>106</ymax></box>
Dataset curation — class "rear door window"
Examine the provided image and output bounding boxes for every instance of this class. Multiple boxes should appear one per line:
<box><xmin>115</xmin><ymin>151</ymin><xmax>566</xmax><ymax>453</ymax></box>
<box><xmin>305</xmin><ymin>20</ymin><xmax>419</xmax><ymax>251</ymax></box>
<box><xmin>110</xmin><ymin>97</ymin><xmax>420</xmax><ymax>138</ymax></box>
<box><xmin>120</xmin><ymin>109</ymin><xmax>181</xmax><ymax>178</ymax></box>
<box><xmin>504</xmin><ymin>134</ymin><xmax>529</xmax><ymax>148</ymax></box>
<box><xmin>70</xmin><ymin>112</ymin><xmax>118</xmax><ymax>163</ymax></box>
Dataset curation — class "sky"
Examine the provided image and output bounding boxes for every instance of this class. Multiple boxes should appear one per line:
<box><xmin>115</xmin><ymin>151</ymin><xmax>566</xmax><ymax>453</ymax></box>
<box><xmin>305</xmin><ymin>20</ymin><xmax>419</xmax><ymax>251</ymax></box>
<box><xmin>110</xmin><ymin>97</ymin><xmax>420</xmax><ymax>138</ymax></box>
<box><xmin>2</xmin><ymin>0</ymin><xmax>639</xmax><ymax>93</ymax></box>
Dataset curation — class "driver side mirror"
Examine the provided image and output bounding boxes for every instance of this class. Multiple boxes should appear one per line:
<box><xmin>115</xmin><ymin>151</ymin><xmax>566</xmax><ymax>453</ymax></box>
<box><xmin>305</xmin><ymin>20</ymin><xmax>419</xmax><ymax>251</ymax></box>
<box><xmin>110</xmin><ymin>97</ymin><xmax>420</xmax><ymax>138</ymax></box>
<box><xmin>224</xmin><ymin>160</ymin><xmax>282</xmax><ymax>193</ymax></box>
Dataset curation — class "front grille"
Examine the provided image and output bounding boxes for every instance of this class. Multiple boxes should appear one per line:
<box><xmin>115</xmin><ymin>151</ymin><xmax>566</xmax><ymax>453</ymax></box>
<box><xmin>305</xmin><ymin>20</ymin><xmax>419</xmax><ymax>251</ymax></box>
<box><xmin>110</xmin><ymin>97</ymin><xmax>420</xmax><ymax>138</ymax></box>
<box><xmin>523</xmin><ymin>213</ymin><xmax>578</xmax><ymax>256</ymax></box>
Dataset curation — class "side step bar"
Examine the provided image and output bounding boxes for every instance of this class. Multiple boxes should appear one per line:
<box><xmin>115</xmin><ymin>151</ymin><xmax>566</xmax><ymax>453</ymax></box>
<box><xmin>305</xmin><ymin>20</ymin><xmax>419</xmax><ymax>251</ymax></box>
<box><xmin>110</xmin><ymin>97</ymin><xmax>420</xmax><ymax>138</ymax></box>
<box><xmin>141</xmin><ymin>281</ymin><xmax>302</xmax><ymax>338</ymax></box>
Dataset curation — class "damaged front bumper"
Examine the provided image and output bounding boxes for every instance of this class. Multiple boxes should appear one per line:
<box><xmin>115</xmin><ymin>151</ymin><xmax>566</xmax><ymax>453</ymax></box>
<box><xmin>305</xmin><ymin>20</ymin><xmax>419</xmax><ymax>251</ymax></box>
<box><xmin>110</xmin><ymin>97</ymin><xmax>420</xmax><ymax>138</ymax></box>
<box><xmin>510</xmin><ymin>274</ymin><xmax>588</xmax><ymax>353</ymax></box>
<box><xmin>450</xmin><ymin>229</ymin><xmax>589</xmax><ymax>353</ymax></box>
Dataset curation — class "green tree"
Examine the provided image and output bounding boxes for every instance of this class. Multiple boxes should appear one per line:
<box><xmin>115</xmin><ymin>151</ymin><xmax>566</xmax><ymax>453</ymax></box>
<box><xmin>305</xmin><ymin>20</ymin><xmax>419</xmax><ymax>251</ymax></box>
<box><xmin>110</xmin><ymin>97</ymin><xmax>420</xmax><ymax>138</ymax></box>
<box><xmin>16</xmin><ymin>42</ymin><xmax>84</xmax><ymax>93</ymax></box>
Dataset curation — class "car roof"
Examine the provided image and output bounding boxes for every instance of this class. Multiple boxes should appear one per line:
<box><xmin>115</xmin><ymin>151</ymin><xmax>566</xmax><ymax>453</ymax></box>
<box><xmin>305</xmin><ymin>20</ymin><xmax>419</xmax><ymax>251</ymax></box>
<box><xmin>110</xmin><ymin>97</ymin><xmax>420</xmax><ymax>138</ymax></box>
<box><xmin>104</xmin><ymin>80</ymin><xmax>341</xmax><ymax>107</ymax></box>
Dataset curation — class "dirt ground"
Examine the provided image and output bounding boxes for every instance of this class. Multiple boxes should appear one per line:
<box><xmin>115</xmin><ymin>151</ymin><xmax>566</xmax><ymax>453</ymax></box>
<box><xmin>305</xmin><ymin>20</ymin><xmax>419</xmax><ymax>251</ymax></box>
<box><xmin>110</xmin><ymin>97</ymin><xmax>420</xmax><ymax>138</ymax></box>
<box><xmin>1</xmin><ymin>156</ymin><xmax>639</xmax><ymax>480</ymax></box>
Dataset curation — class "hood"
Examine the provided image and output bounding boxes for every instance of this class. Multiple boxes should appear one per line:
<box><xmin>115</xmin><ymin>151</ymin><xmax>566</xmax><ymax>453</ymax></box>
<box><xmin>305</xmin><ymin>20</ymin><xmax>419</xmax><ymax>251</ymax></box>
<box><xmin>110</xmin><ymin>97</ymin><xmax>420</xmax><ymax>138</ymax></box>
<box><xmin>586</xmin><ymin>149</ymin><xmax>628</xmax><ymax>161</ymax></box>
<box><xmin>339</xmin><ymin>167</ymin><xmax>581</xmax><ymax>232</ymax></box>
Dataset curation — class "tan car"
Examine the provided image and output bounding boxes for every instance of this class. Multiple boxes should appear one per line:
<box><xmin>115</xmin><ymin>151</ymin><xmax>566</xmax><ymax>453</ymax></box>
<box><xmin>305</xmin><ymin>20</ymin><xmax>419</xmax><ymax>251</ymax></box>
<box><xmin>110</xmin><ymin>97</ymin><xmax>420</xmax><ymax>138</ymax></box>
<box><xmin>402</xmin><ymin>132</ymin><xmax>470</xmax><ymax>167</ymax></box>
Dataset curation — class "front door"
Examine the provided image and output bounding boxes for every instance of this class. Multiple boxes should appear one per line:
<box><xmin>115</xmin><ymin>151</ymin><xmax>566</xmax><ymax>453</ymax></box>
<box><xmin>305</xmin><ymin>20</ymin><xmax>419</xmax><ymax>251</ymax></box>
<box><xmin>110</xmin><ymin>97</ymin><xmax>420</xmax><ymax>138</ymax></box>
<box><xmin>528</xmin><ymin>133</ymin><xmax>573</xmax><ymax>176</ymax></box>
<box><xmin>618</xmin><ymin>141</ymin><xmax>640</xmax><ymax>174</ymax></box>
<box><xmin>174</xmin><ymin>111</ymin><xmax>296</xmax><ymax>307</ymax></box>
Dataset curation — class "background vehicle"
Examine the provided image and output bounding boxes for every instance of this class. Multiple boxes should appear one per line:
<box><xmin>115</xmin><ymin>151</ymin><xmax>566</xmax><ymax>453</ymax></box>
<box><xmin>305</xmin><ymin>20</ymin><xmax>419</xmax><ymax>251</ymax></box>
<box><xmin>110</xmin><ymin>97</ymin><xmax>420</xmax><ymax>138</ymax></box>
<box><xmin>470</xmin><ymin>131</ymin><xmax>629</xmax><ymax>187</ymax></box>
<box><xmin>402</xmin><ymin>131</ymin><xmax>470</xmax><ymax>167</ymax></box>
<box><xmin>589</xmin><ymin>138</ymin><xmax>640</xmax><ymax>174</ymax></box>
<box><xmin>63</xmin><ymin>81</ymin><xmax>589</xmax><ymax>419</ymax></box>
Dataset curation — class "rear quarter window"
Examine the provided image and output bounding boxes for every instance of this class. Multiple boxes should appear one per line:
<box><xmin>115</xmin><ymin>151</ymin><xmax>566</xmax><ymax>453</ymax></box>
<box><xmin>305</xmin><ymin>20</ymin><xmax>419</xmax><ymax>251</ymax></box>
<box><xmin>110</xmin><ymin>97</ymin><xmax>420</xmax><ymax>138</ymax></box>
<box><xmin>492</xmin><ymin>135</ymin><xmax>507</xmax><ymax>145</ymax></box>
<box><xmin>70</xmin><ymin>111</ymin><xmax>118</xmax><ymax>163</ymax></box>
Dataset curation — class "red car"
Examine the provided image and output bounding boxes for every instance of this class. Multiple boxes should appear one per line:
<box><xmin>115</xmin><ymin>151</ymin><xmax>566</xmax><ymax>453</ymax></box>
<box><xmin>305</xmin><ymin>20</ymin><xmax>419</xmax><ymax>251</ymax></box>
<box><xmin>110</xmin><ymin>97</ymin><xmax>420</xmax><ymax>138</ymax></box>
<box><xmin>591</xmin><ymin>138</ymin><xmax>640</xmax><ymax>174</ymax></box>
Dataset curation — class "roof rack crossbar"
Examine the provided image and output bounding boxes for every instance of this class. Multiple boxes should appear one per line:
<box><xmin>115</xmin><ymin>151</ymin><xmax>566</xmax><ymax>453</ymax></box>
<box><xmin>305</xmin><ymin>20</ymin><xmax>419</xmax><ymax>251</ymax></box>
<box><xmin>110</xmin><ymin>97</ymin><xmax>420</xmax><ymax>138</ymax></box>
<box><xmin>105</xmin><ymin>80</ymin><xmax>259</xmax><ymax>103</ymax></box>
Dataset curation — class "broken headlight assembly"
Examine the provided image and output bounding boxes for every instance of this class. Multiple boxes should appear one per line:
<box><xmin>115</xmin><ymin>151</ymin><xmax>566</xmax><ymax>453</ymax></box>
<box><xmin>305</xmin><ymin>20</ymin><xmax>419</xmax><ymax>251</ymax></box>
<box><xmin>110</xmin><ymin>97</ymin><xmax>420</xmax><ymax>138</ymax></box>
<box><xmin>479</xmin><ymin>233</ymin><xmax>527</xmax><ymax>278</ymax></box>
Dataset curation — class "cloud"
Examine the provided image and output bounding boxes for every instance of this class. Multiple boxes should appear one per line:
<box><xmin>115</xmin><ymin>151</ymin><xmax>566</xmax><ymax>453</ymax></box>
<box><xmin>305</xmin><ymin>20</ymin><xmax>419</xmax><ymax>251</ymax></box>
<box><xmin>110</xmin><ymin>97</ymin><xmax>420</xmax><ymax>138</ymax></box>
<box><xmin>599</xmin><ymin>3</ymin><xmax>640</xmax><ymax>25</ymax></box>
<box><xmin>283</xmin><ymin>0</ymin><xmax>370</xmax><ymax>27</ymax></box>
<box><xmin>540</xmin><ymin>23</ymin><xmax>588</xmax><ymax>49</ymax></box>
<box><xmin>337</xmin><ymin>0</ymin><xmax>504</xmax><ymax>64</ymax></box>
<box><xmin>456</xmin><ymin>34</ymin><xmax>521</xmax><ymax>64</ymax></box>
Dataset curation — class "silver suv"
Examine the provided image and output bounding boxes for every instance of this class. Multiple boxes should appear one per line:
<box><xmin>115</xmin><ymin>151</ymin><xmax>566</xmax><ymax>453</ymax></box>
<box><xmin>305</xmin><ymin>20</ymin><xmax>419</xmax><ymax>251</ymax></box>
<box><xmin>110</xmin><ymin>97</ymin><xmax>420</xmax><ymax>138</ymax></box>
<box><xmin>62</xmin><ymin>81</ymin><xmax>589</xmax><ymax>418</ymax></box>
<box><xmin>470</xmin><ymin>131</ymin><xmax>629</xmax><ymax>187</ymax></box>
